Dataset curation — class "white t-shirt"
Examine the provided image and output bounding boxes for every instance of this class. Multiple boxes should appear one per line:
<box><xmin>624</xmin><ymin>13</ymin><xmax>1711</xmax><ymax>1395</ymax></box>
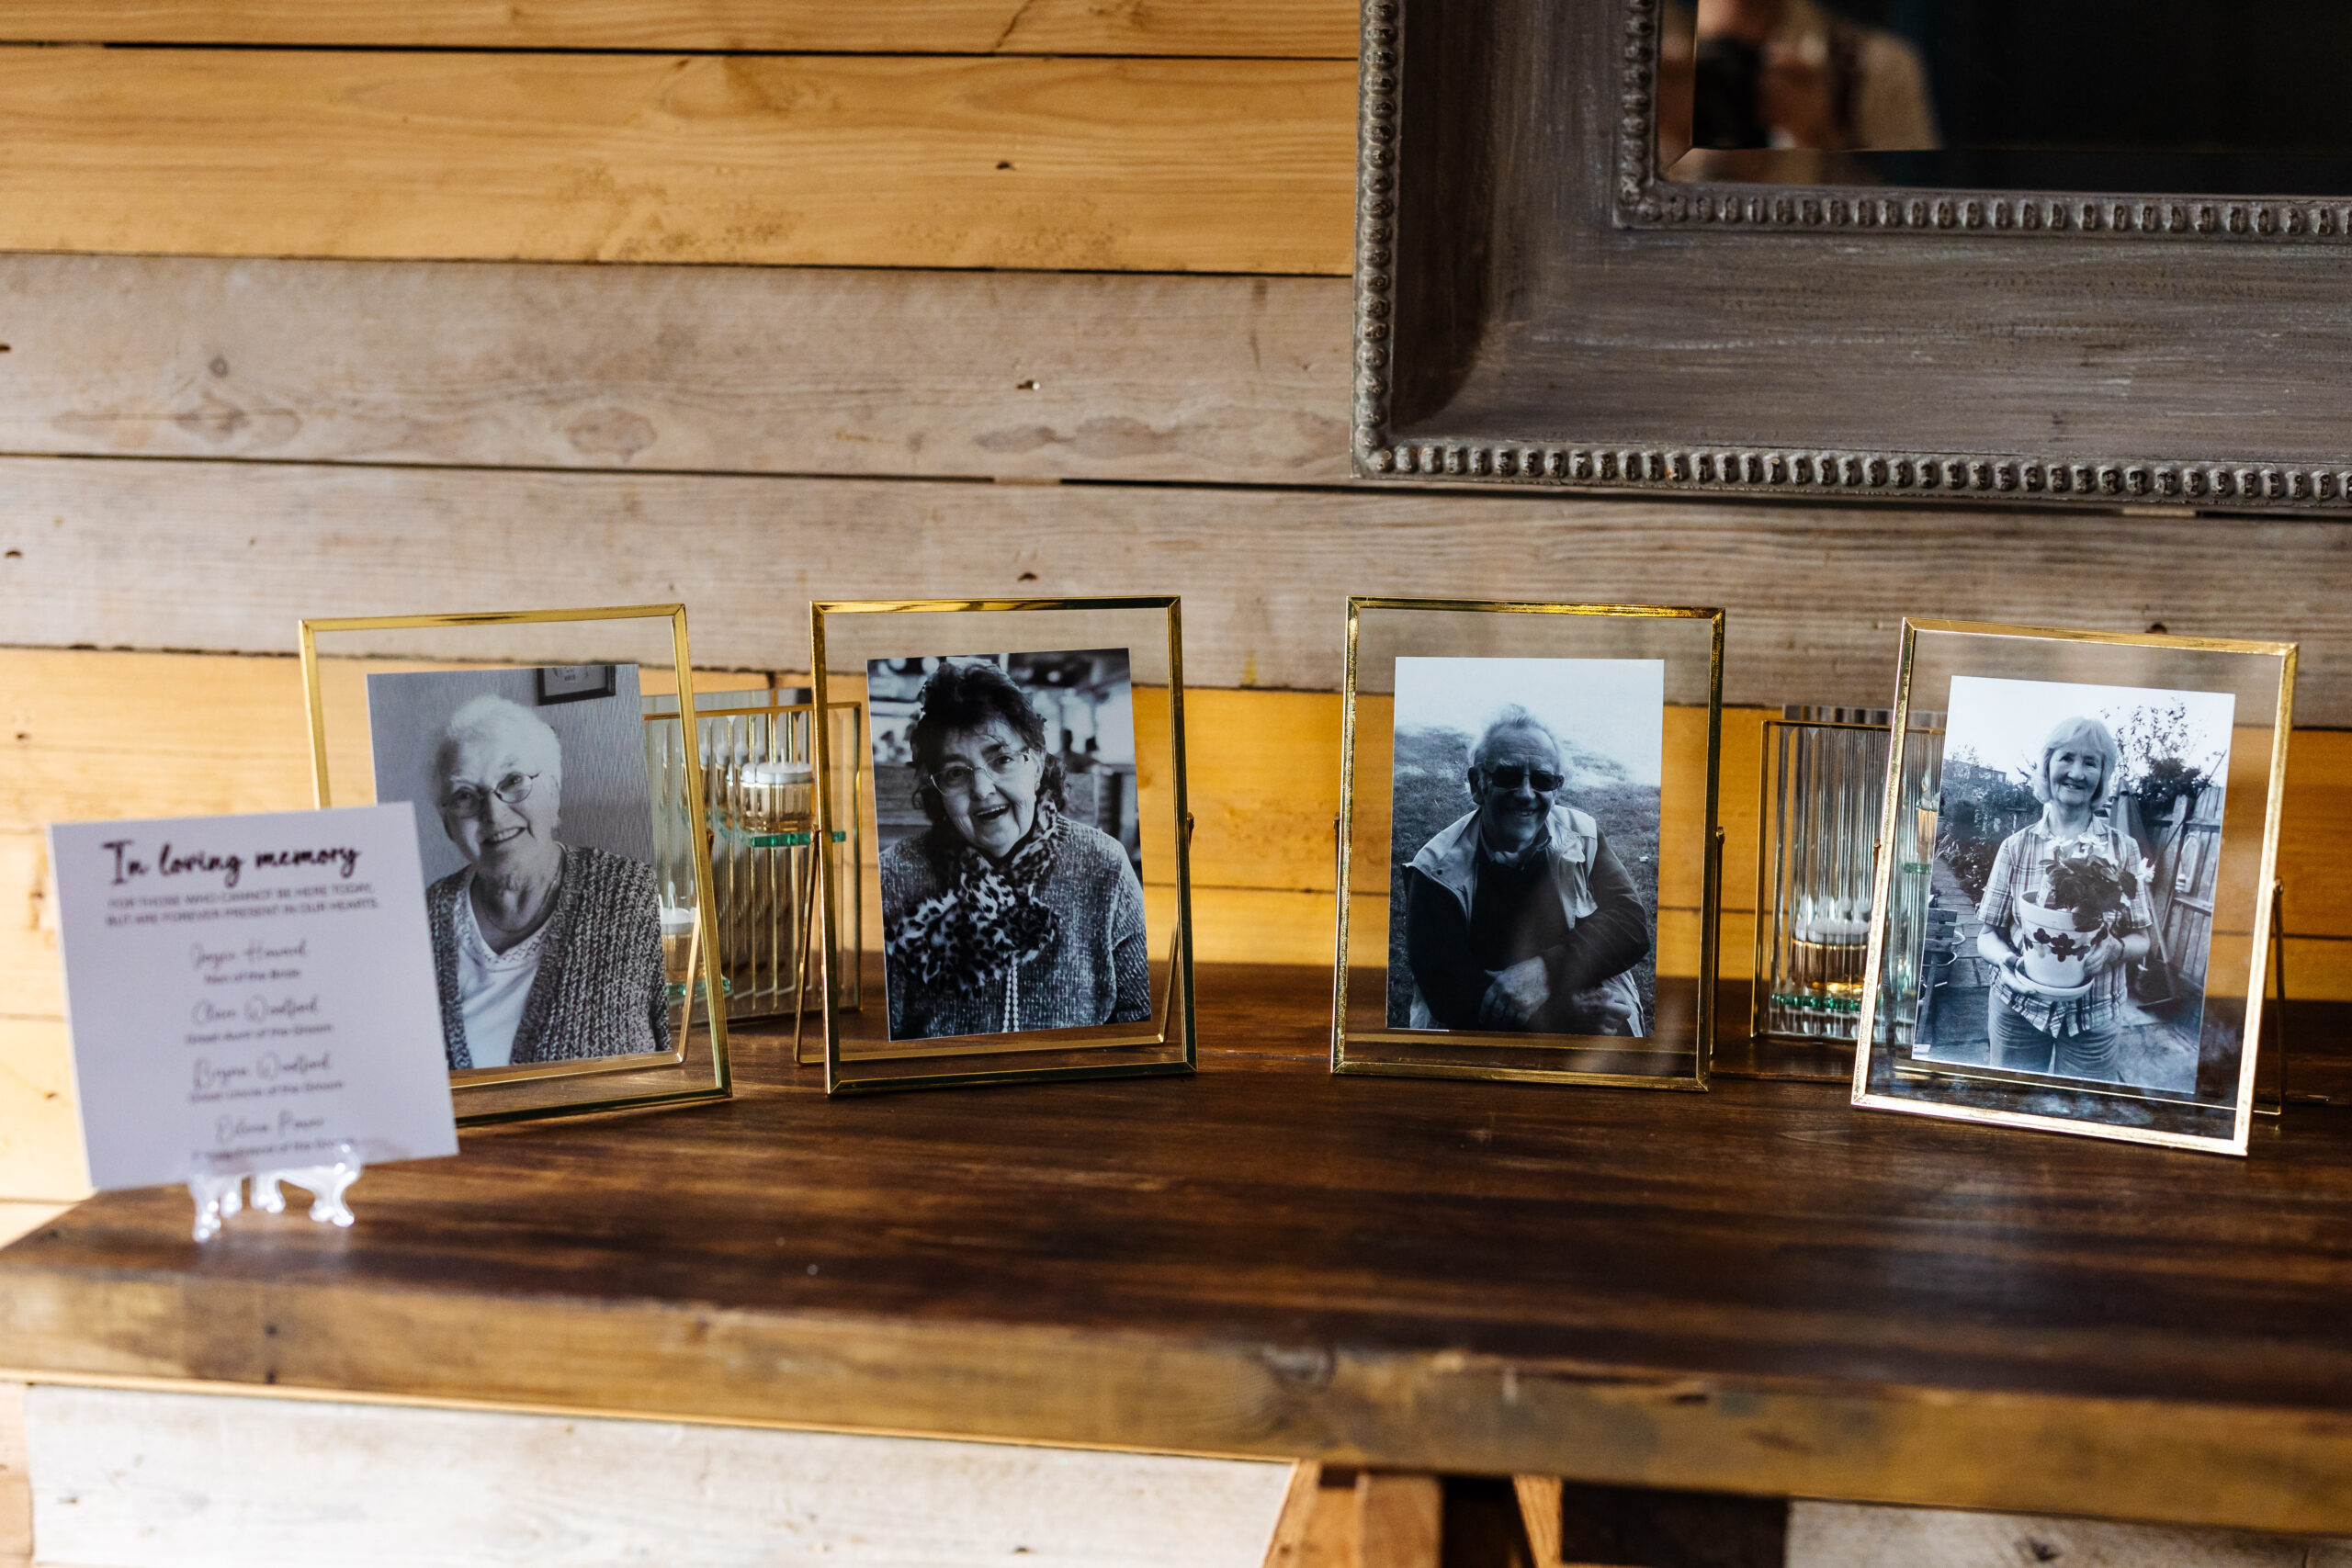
<box><xmin>453</xmin><ymin>882</ymin><xmax>552</xmax><ymax>1069</ymax></box>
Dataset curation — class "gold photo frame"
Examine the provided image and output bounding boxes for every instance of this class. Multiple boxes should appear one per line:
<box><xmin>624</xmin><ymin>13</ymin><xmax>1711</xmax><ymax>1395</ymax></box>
<box><xmin>1332</xmin><ymin>599</ymin><xmax>1725</xmax><ymax>1089</ymax></box>
<box><xmin>1852</xmin><ymin>619</ymin><xmax>2296</xmax><ymax>1156</ymax></box>
<box><xmin>810</xmin><ymin>597</ymin><xmax>1195</xmax><ymax>1095</ymax></box>
<box><xmin>298</xmin><ymin>604</ymin><xmax>729</xmax><ymax>1126</ymax></box>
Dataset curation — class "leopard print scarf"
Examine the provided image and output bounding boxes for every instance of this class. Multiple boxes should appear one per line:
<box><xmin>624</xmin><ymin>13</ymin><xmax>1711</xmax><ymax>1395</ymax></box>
<box><xmin>888</xmin><ymin>799</ymin><xmax>1065</xmax><ymax>997</ymax></box>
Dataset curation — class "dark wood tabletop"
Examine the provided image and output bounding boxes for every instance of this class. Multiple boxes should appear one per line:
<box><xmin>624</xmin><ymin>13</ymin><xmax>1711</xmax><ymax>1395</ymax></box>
<box><xmin>6</xmin><ymin>964</ymin><xmax>2352</xmax><ymax>1533</ymax></box>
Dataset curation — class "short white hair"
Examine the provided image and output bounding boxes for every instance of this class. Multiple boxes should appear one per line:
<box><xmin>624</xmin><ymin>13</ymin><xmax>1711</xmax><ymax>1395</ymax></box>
<box><xmin>1471</xmin><ymin>705</ymin><xmax>1561</xmax><ymax>770</ymax></box>
<box><xmin>2031</xmin><ymin>715</ymin><xmax>2119</xmax><ymax>807</ymax></box>
<box><xmin>436</xmin><ymin>694</ymin><xmax>563</xmax><ymax>793</ymax></box>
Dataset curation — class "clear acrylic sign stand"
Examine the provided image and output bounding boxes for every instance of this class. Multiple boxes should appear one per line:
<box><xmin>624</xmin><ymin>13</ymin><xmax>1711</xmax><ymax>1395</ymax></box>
<box><xmin>187</xmin><ymin>1141</ymin><xmax>364</xmax><ymax>1243</ymax></box>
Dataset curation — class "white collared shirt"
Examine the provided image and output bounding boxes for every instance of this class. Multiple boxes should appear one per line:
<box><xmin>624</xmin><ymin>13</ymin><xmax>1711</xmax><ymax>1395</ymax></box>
<box><xmin>453</xmin><ymin>880</ymin><xmax>553</xmax><ymax>1069</ymax></box>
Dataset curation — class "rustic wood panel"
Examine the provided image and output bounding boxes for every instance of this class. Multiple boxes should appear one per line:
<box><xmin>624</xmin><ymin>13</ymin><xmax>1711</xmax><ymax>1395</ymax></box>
<box><xmin>5</xmin><ymin>458</ymin><xmax>2348</xmax><ymax>716</ymax></box>
<box><xmin>1786</xmin><ymin>1500</ymin><xmax>2352</xmax><ymax>1567</ymax></box>
<box><xmin>0</xmin><ymin>258</ymin><xmax>1352</xmax><ymax>485</ymax></box>
<box><xmin>0</xmin><ymin>0</ymin><xmax>1357</xmax><ymax>56</ymax></box>
<box><xmin>25</xmin><ymin>1385</ymin><xmax>1292</xmax><ymax>1568</ymax></box>
<box><xmin>14</xmin><ymin>973</ymin><xmax>2352</xmax><ymax>1532</ymax></box>
<box><xmin>0</xmin><ymin>1023</ymin><xmax>78</xmax><ymax>1204</ymax></box>
<box><xmin>0</xmin><ymin>1382</ymin><xmax>22</xmax><ymax>1568</ymax></box>
<box><xmin>0</xmin><ymin>50</ymin><xmax>1351</xmax><ymax>272</ymax></box>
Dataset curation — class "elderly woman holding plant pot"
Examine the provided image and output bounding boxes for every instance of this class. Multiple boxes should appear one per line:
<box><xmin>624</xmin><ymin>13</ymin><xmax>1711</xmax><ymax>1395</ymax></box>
<box><xmin>1974</xmin><ymin>716</ymin><xmax>2157</xmax><ymax>1081</ymax></box>
<box><xmin>880</xmin><ymin>660</ymin><xmax>1151</xmax><ymax>1042</ymax></box>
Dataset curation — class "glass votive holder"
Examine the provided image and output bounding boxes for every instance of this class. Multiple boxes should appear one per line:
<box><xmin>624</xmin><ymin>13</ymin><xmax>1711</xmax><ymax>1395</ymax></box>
<box><xmin>735</xmin><ymin>761</ymin><xmax>815</xmax><ymax>836</ymax></box>
<box><xmin>1756</xmin><ymin>703</ymin><xmax>1943</xmax><ymax>1047</ymax></box>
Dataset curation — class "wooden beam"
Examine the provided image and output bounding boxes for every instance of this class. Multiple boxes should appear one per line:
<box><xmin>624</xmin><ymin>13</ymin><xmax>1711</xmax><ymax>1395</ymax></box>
<box><xmin>0</xmin><ymin>50</ymin><xmax>1352</xmax><ymax>272</ymax></box>
<box><xmin>2</xmin><ymin>457</ymin><xmax>2346</xmax><ymax>717</ymax></box>
<box><xmin>0</xmin><ymin>257</ymin><xmax>1353</xmax><ymax>486</ymax></box>
<box><xmin>0</xmin><ymin>1</ymin><xmax>1358</xmax><ymax>57</ymax></box>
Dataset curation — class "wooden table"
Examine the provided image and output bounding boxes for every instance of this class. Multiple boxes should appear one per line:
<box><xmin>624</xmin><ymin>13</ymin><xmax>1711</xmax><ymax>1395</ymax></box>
<box><xmin>6</xmin><ymin>965</ymin><xmax>2352</xmax><ymax>1535</ymax></box>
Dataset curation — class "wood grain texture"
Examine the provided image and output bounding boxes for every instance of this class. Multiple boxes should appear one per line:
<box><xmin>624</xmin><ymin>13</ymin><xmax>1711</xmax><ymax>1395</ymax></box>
<box><xmin>0</xmin><ymin>0</ymin><xmax>1357</xmax><ymax>56</ymax></box>
<box><xmin>1354</xmin><ymin>1473</ymin><xmax>1441</xmax><ymax>1568</ymax></box>
<box><xmin>0</xmin><ymin>50</ymin><xmax>1352</xmax><ymax>271</ymax></box>
<box><xmin>12</xmin><ymin>972</ymin><xmax>2352</xmax><ymax>1531</ymax></box>
<box><xmin>1261</xmin><ymin>1463</ymin><xmax>1328</xmax><ymax>1568</ymax></box>
<box><xmin>1786</xmin><ymin>1501</ymin><xmax>2352</xmax><ymax>1567</ymax></box>
<box><xmin>25</xmin><ymin>1385</ymin><xmax>1293</xmax><ymax>1568</ymax></box>
<box><xmin>0</xmin><ymin>1023</ymin><xmax>80</xmax><ymax>1204</ymax></box>
<box><xmin>5</xmin><ymin>458</ymin><xmax>2349</xmax><ymax>716</ymax></box>
<box><xmin>0</xmin><ymin>257</ymin><xmax>1353</xmax><ymax>485</ymax></box>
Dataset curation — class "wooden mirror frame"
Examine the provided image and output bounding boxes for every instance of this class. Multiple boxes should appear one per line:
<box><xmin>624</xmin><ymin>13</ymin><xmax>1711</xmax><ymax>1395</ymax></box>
<box><xmin>1352</xmin><ymin>0</ymin><xmax>2352</xmax><ymax>513</ymax></box>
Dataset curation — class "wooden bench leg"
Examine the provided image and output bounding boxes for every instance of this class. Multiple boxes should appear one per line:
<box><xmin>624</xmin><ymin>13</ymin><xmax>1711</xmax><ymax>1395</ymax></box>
<box><xmin>1265</xmin><ymin>1464</ymin><xmax>1447</xmax><ymax>1568</ymax></box>
<box><xmin>1513</xmin><ymin>1475</ymin><xmax>1566</xmax><ymax>1567</ymax></box>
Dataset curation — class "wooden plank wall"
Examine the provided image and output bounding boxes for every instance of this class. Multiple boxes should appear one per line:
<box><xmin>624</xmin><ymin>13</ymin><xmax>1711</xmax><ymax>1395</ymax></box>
<box><xmin>0</xmin><ymin>0</ymin><xmax>2346</xmax><ymax>1245</ymax></box>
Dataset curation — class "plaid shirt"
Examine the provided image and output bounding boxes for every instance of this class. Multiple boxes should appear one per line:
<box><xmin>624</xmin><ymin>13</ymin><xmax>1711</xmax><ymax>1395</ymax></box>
<box><xmin>1978</xmin><ymin>818</ymin><xmax>2154</xmax><ymax>1037</ymax></box>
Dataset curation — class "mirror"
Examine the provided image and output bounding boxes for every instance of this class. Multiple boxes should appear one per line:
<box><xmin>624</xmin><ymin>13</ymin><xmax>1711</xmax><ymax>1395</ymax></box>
<box><xmin>1659</xmin><ymin>0</ymin><xmax>2352</xmax><ymax>195</ymax></box>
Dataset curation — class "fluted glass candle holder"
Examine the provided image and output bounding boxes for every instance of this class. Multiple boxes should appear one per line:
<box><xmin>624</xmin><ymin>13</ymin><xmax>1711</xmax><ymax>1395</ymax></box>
<box><xmin>646</xmin><ymin>688</ymin><xmax>863</xmax><ymax>1025</ymax></box>
<box><xmin>1755</xmin><ymin>704</ymin><xmax>1942</xmax><ymax>1046</ymax></box>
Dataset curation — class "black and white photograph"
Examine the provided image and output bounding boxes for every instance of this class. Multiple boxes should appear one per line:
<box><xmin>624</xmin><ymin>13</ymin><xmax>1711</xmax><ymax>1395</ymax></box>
<box><xmin>366</xmin><ymin>664</ymin><xmax>671</xmax><ymax>1074</ymax></box>
<box><xmin>1386</xmin><ymin>657</ymin><xmax>1663</xmax><ymax>1038</ymax></box>
<box><xmin>1915</xmin><ymin>675</ymin><xmax>2235</xmax><ymax>1093</ymax></box>
<box><xmin>869</xmin><ymin>649</ymin><xmax>1151</xmax><ymax>1042</ymax></box>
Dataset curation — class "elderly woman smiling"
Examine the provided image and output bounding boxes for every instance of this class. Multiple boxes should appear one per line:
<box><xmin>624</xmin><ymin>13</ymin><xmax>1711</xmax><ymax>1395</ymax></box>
<box><xmin>879</xmin><ymin>660</ymin><xmax>1151</xmax><ymax>1040</ymax></box>
<box><xmin>1974</xmin><ymin>715</ymin><xmax>2157</xmax><ymax>1082</ymax></box>
<box><xmin>427</xmin><ymin>694</ymin><xmax>669</xmax><ymax>1070</ymax></box>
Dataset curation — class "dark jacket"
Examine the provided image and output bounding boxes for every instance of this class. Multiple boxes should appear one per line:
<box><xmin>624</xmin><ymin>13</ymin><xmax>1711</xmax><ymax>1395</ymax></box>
<box><xmin>428</xmin><ymin>843</ymin><xmax>670</xmax><ymax>1069</ymax></box>
<box><xmin>1399</xmin><ymin>806</ymin><xmax>1650</xmax><ymax>1034</ymax></box>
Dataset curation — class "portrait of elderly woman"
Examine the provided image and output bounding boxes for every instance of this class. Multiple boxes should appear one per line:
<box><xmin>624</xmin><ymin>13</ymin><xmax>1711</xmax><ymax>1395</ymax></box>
<box><xmin>1387</xmin><ymin>659</ymin><xmax>1664</xmax><ymax>1038</ymax></box>
<box><xmin>873</xmin><ymin>653</ymin><xmax>1151</xmax><ymax>1042</ymax></box>
<box><xmin>1973</xmin><ymin>716</ymin><xmax>2155</xmax><ymax>1082</ymax></box>
<box><xmin>1920</xmin><ymin>677</ymin><xmax>2235</xmax><ymax>1094</ymax></box>
<box><xmin>367</xmin><ymin>670</ymin><xmax>671</xmax><ymax>1073</ymax></box>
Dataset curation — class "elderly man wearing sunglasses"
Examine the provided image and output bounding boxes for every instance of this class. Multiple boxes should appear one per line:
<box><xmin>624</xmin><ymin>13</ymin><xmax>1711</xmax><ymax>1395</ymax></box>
<box><xmin>1402</xmin><ymin>705</ymin><xmax>1651</xmax><ymax>1035</ymax></box>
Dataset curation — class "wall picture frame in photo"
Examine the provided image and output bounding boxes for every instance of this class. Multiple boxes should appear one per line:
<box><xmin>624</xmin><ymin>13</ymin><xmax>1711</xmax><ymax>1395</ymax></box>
<box><xmin>299</xmin><ymin>604</ymin><xmax>730</xmax><ymax>1127</ymax></box>
<box><xmin>810</xmin><ymin>597</ymin><xmax>1194</xmax><ymax>1095</ymax></box>
<box><xmin>1852</xmin><ymin>620</ymin><xmax>2296</xmax><ymax>1156</ymax></box>
<box><xmin>1333</xmin><ymin>599</ymin><xmax>1725</xmax><ymax>1089</ymax></box>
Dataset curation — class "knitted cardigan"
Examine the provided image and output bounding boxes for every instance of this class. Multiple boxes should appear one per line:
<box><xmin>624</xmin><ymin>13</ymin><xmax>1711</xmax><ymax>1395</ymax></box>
<box><xmin>428</xmin><ymin>843</ymin><xmax>671</xmax><ymax>1070</ymax></box>
<box><xmin>879</xmin><ymin>820</ymin><xmax>1152</xmax><ymax>1041</ymax></box>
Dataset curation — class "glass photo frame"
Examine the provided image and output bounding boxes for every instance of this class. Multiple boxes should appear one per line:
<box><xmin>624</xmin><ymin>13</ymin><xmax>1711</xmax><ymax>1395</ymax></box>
<box><xmin>1334</xmin><ymin>599</ymin><xmax>1725</xmax><ymax>1089</ymax></box>
<box><xmin>299</xmin><ymin>605</ymin><xmax>729</xmax><ymax>1126</ymax></box>
<box><xmin>1853</xmin><ymin>620</ymin><xmax>2296</xmax><ymax>1156</ymax></box>
<box><xmin>810</xmin><ymin>597</ymin><xmax>1194</xmax><ymax>1095</ymax></box>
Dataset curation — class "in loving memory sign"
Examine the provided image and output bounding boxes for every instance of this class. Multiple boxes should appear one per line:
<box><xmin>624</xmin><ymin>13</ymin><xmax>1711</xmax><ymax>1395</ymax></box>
<box><xmin>51</xmin><ymin>805</ymin><xmax>457</xmax><ymax>1190</ymax></box>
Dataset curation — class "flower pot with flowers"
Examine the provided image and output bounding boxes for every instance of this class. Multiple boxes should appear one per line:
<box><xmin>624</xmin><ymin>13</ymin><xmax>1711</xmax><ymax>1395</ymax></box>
<box><xmin>2011</xmin><ymin>841</ymin><xmax>2142</xmax><ymax>991</ymax></box>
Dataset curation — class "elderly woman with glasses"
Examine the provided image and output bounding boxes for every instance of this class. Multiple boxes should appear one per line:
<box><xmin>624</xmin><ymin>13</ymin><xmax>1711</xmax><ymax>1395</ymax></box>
<box><xmin>425</xmin><ymin>694</ymin><xmax>669</xmax><ymax>1070</ymax></box>
<box><xmin>1401</xmin><ymin>706</ymin><xmax>1652</xmax><ymax>1035</ymax></box>
<box><xmin>1974</xmin><ymin>715</ymin><xmax>2155</xmax><ymax>1081</ymax></box>
<box><xmin>879</xmin><ymin>660</ymin><xmax>1151</xmax><ymax>1041</ymax></box>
